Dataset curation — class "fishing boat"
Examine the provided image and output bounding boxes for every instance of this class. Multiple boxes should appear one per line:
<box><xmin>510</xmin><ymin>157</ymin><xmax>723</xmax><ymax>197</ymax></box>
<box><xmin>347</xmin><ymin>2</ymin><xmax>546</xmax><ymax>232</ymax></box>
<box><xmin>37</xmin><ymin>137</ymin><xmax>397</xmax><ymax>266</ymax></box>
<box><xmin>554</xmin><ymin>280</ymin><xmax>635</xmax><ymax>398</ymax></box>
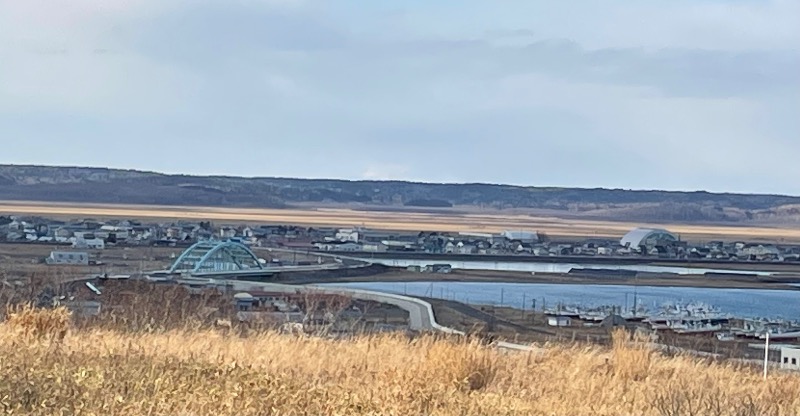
<box><xmin>715</xmin><ymin>332</ymin><xmax>736</xmax><ymax>341</ymax></box>
<box><xmin>672</xmin><ymin>322</ymin><xmax>723</xmax><ymax>335</ymax></box>
<box><xmin>620</xmin><ymin>303</ymin><xmax>649</xmax><ymax>321</ymax></box>
<box><xmin>729</xmin><ymin>319</ymin><xmax>768</xmax><ymax>338</ymax></box>
<box><xmin>578</xmin><ymin>311</ymin><xmax>607</xmax><ymax>322</ymax></box>
<box><xmin>757</xmin><ymin>327</ymin><xmax>800</xmax><ymax>340</ymax></box>
<box><xmin>544</xmin><ymin>304</ymin><xmax>581</xmax><ymax>318</ymax></box>
<box><xmin>645</xmin><ymin>301</ymin><xmax>731</xmax><ymax>327</ymax></box>
<box><xmin>577</xmin><ymin>305</ymin><xmax>621</xmax><ymax>322</ymax></box>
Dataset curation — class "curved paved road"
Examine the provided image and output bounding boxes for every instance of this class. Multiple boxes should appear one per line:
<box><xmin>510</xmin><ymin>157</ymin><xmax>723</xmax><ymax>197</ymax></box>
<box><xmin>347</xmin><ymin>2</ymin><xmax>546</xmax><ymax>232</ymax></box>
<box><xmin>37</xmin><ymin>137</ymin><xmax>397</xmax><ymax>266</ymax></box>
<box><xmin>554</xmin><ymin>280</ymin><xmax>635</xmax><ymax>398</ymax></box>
<box><xmin>223</xmin><ymin>279</ymin><xmax>539</xmax><ymax>352</ymax></box>
<box><xmin>223</xmin><ymin>279</ymin><xmax>462</xmax><ymax>334</ymax></box>
<box><xmin>70</xmin><ymin>275</ymin><xmax>538</xmax><ymax>352</ymax></box>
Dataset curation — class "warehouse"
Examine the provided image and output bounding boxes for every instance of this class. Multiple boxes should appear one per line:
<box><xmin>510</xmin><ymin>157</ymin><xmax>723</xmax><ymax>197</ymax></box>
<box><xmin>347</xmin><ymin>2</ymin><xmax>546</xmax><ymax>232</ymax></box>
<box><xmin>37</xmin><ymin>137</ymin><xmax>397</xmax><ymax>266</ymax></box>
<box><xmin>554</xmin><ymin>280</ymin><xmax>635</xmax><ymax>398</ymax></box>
<box><xmin>620</xmin><ymin>228</ymin><xmax>677</xmax><ymax>249</ymax></box>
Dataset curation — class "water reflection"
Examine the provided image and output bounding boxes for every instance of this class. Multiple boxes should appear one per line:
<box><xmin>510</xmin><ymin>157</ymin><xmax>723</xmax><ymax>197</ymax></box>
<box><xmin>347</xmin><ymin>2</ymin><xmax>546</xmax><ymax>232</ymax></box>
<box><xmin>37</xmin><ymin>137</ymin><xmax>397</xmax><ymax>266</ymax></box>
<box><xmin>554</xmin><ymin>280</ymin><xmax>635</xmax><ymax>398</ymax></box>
<box><xmin>326</xmin><ymin>282</ymin><xmax>800</xmax><ymax>320</ymax></box>
<box><xmin>356</xmin><ymin>258</ymin><xmax>776</xmax><ymax>276</ymax></box>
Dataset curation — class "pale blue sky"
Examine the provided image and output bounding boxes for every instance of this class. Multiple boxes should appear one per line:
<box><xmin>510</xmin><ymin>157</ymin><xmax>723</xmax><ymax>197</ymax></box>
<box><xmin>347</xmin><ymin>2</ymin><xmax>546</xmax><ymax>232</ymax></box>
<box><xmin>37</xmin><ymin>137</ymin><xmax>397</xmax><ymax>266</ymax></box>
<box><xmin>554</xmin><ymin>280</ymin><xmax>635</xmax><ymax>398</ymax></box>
<box><xmin>1</xmin><ymin>0</ymin><xmax>798</xmax><ymax>194</ymax></box>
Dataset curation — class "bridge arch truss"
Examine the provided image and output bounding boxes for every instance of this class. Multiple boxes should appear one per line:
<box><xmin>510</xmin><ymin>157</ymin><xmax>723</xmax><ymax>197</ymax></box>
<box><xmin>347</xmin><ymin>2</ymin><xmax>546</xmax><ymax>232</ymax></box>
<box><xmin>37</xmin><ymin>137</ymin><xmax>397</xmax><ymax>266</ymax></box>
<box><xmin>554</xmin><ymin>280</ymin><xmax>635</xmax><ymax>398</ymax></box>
<box><xmin>168</xmin><ymin>240</ymin><xmax>264</xmax><ymax>274</ymax></box>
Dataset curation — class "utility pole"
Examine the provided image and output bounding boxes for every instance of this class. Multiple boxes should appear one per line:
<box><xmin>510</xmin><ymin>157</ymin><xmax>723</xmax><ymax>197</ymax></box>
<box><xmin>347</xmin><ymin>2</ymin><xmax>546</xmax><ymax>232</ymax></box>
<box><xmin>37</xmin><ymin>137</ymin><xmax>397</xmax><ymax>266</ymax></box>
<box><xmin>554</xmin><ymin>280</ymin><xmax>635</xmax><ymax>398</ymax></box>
<box><xmin>522</xmin><ymin>293</ymin><xmax>526</xmax><ymax>313</ymax></box>
<box><xmin>633</xmin><ymin>274</ymin><xmax>639</xmax><ymax>318</ymax></box>
<box><xmin>763</xmin><ymin>332</ymin><xmax>771</xmax><ymax>380</ymax></box>
<box><xmin>625</xmin><ymin>293</ymin><xmax>629</xmax><ymax>314</ymax></box>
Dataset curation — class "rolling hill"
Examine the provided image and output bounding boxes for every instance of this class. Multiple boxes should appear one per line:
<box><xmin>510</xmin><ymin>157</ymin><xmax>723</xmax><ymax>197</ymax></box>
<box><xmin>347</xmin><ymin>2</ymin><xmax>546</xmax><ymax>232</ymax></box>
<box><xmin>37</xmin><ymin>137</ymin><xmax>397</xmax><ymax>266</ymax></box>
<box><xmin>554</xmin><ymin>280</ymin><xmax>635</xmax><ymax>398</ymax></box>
<box><xmin>1</xmin><ymin>164</ymin><xmax>799</xmax><ymax>224</ymax></box>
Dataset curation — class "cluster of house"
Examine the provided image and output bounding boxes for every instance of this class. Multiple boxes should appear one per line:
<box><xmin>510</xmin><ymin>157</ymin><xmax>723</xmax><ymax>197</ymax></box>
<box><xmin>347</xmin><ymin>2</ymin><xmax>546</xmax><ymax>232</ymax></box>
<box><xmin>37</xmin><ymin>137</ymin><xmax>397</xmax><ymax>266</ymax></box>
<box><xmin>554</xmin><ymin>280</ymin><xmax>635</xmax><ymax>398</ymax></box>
<box><xmin>0</xmin><ymin>216</ymin><xmax>312</xmax><ymax>248</ymax></box>
<box><xmin>312</xmin><ymin>226</ymin><xmax>800</xmax><ymax>262</ymax></box>
<box><xmin>2</xmin><ymin>217</ymin><xmax>143</xmax><ymax>248</ymax></box>
<box><xmin>314</xmin><ymin>229</ymin><xmax>544</xmax><ymax>254</ymax></box>
<box><xmin>3</xmin><ymin>215</ymin><xmax>799</xmax><ymax>263</ymax></box>
<box><xmin>230</xmin><ymin>290</ymin><xmax>369</xmax><ymax>332</ymax></box>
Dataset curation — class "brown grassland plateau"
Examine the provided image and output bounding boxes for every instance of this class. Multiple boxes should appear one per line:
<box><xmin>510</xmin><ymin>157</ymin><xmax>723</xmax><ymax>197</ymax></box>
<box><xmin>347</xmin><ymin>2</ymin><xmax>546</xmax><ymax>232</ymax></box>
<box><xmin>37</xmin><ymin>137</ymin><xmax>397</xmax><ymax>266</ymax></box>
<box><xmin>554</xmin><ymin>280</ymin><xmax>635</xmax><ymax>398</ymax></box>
<box><xmin>4</xmin><ymin>201</ymin><xmax>800</xmax><ymax>243</ymax></box>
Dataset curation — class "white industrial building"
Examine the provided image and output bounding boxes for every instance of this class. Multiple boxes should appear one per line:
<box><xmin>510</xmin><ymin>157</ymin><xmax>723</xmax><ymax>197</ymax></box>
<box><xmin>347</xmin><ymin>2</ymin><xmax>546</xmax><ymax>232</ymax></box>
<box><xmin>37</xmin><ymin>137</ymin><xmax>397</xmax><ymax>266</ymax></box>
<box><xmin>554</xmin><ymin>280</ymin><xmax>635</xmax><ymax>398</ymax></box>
<box><xmin>782</xmin><ymin>347</ymin><xmax>800</xmax><ymax>371</ymax></box>
<box><xmin>501</xmin><ymin>230</ymin><xmax>539</xmax><ymax>243</ymax></box>
<box><xmin>98</xmin><ymin>225</ymin><xmax>131</xmax><ymax>238</ymax></box>
<box><xmin>547</xmin><ymin>316</ymin><xmax>572</xmax><ymax>327</ymax></box>
<box><xmin>361</xmin><ymin>242</ymin><xmax>388</xmax><ymax>252</ymax></box>
<box><xmin>620</xmin><ymin>228</ymin><xmax>677</xmax><ymax>249</ymax></box>
<box><xmin>459</xmin><ymin>231</ymin><xmax>496</xmax><ymax>242</ymax></box>
<box><xmin>314</xmin><ymin>241</ymin><xmax>361</xmax><ymax>252</ymax></box>
<box><xmin>46</xmin><ymin>251</ymin><xmax>89</xmax><ymax>266</ymax></box>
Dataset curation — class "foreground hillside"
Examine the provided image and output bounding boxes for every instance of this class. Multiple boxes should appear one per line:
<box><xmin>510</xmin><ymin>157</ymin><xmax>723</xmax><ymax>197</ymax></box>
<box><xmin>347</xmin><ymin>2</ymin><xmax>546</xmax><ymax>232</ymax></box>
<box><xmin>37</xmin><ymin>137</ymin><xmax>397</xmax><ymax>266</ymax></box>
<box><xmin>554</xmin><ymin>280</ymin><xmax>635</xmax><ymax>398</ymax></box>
<box><xmin>1</xmin><ymin>307</ymin><xmax>798</xmax><ymax>416</ymax></box>
<box><xmin>3</xmin><ymin>164</ymin><xmax>800</xmax><ymax>223</ymax></box>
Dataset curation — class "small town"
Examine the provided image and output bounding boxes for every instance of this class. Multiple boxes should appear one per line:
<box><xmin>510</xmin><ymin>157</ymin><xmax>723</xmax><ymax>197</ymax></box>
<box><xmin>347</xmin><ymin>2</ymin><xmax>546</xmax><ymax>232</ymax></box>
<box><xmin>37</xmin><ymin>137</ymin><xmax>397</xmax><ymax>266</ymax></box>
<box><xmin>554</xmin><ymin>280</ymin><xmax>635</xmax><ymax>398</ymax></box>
<box><xmin>2</xmin><ymin>214</ymin><xmax>798</xmax><ymax>264</ymax></box>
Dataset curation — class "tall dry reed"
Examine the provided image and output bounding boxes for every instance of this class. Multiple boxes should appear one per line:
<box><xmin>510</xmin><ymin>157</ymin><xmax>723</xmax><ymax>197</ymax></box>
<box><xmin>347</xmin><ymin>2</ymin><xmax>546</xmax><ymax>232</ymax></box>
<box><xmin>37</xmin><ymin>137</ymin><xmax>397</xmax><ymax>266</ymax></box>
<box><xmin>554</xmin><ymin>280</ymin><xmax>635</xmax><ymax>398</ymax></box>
<box><xmin>1</xmin><ymin>309</ymin><xmax>798</xmax><ymax>415</ymax></box>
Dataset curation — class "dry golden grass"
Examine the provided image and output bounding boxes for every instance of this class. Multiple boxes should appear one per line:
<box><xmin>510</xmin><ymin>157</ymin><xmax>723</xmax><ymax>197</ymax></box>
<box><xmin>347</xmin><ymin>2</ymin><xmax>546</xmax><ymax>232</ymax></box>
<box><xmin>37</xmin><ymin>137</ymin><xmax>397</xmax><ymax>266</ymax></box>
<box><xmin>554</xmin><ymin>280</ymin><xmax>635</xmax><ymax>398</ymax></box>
<box><xmin>3</xmin><ymin>201</ymin><xmax>800</xmax><ymax>242</ymax></box>
<box><xmin>1</xmin><ymin>309</ymin><xmax>799</xmax><ymax>416</ymax></box>
<box><xmin>4</xmin><ymin>304</ymin><xmax>70</xmax><ymax>341</ymax></box>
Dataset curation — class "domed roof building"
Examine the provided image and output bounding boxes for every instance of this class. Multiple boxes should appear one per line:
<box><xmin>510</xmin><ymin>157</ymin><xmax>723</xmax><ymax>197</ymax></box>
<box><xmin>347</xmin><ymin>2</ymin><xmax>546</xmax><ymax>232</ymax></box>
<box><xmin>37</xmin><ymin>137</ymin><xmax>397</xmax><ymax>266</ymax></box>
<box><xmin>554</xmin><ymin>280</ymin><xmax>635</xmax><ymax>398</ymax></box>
<box><xmin>620</xmin><ymin>228</ymin><xmax>677</xmax><ymax>249</ymax></box>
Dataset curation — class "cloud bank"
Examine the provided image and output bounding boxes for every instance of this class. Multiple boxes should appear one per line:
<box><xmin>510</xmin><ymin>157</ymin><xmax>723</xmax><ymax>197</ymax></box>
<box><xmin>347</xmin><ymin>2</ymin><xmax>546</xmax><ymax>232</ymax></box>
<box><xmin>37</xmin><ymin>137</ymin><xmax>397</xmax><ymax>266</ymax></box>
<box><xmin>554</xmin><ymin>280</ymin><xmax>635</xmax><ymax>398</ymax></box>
<box><xmin>1</xmin><ymin>0</ymin><xmax>798</xmax><ymax>194</ymax></box>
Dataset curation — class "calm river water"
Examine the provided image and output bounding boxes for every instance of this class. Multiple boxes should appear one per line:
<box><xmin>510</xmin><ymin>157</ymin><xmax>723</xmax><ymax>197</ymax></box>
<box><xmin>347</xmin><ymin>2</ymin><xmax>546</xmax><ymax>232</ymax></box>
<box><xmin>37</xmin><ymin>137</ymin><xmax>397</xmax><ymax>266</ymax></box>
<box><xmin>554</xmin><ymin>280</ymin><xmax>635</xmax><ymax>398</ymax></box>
<box><xmin>326</xmin><ymin>282</ymin><xmax>800</xmax><ymax>320</ymax></box>
<box><xmin>354</xmin><ymin>258</ymin><xmax>775</xmax><ymax>276</ymax></box>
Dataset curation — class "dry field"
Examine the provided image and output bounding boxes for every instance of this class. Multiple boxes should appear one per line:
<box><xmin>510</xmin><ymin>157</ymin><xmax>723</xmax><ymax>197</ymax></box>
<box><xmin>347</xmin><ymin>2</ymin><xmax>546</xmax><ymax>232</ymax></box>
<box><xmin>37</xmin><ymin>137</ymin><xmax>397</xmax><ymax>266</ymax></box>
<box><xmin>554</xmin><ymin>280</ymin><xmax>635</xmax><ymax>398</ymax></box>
<box><xmin>1</xmin><ymin>306</ymin><xmax>799</xmax><ymax>416</ymax></box>
<box><xmin>0</xmin><ymin>244</ymin><xmax>180</xmax><ymax>280</ymax></box>
<box><xmin>4</xmin><ymin>201</ymin><xmax>800</xmax><ymax>243</ymax></box>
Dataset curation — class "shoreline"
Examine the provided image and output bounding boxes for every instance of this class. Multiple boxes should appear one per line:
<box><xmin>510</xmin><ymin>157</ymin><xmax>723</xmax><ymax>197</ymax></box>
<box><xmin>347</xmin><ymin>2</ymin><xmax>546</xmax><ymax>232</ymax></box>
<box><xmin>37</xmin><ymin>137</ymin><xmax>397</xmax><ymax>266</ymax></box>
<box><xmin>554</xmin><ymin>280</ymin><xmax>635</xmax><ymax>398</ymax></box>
<box><xmin>344</xmin><ymin>251</ymin><xmax>800</xmax><ymax>272</ymax></box>
<box><xmin>283</xmin><ymin>269</ymin><xmax>800</xmax><ymax>291</ymax></box>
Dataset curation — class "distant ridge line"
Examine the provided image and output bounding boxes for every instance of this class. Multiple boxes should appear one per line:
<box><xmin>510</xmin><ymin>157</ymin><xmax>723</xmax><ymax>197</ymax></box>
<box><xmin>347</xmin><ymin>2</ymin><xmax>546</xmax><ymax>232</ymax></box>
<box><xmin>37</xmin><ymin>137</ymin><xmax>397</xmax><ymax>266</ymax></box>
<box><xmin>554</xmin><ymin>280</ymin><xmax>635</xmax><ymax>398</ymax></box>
<box><xmin>1</xmin><ymin>164</ymin><xmax>799</xmax><ymax>224</ymax></box>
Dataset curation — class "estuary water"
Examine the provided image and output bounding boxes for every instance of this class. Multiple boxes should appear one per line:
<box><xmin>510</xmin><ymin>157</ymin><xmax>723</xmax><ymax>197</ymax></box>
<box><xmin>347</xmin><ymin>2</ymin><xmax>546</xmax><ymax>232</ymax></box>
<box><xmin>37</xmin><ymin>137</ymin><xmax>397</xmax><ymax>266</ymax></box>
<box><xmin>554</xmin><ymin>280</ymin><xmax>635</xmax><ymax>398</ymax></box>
<box><xmin>325</xmin><ymin>282</ymin><xmax>800</xmax><ymax>320</ymax></box>
<box><xmin>353</xmin><ymin>258</ymin><xmax>776</xmax><ymax>276</ymax></box>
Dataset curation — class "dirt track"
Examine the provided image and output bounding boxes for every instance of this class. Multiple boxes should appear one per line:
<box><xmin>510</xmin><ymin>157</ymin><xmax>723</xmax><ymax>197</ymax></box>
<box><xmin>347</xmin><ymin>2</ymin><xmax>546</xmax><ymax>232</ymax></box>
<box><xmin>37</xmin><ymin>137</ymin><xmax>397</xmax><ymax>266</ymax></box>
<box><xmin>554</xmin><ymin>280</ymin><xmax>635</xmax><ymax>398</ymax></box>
<box><xmin>3</xmin><ymin>201</ymin><xmax>800</xmax><ymax>242</ymax></box>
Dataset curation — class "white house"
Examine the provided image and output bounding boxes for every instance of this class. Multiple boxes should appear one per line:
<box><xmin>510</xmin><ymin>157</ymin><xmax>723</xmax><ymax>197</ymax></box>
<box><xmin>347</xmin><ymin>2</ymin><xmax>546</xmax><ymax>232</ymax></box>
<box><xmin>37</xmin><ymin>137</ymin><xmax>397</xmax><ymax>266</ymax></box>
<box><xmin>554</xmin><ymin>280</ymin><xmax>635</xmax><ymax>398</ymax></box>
<box><xmin>444</xmin><ymin>241</ymin><xmax>456</xmax><ymax>254</ymax></box>
<box><xmin>220</xmin><ymin>227</ymin><xmax>237</xmax><ymax>239</ymax></box>
<box><xmin>98</xmin><ymin>225</ymin><xmax>131</xmax><ymax>241</ymax></box>
<box><xmin>7</xmin><ymin>220</ymin><xmax>24</xmax><ymax>231</ymax></box>
<box><xmin>597</xmin><ymin>247</ymin><xmax>615</xmax><ymax>256</ymax></box>
<box><xmin>739</xmin><ymin>244</ymin><xmax>782</xmax><ymax>260</ymax></box>
<box><xmin>335</xmin><ymin>228</ymin><xmax>360</xmax><ymax>242</ymax></box>
<box><xmin>782</xmin><ymin>347</ymin><xmax>800</xmax><ymax>371</ymax></box>
<box><xmin>73</xmin><ymin>237</ymin><xmax>105</xmax><ymax>250</ymax></box>
<box><xmin>456</xmin><ymin>244</ymin><xmax>477</xmax><ymax>255</ymax></box>
<box><xmin>515</xmin><ymin>244</ymin><xmax>533</xmax><ymax>254</ymax></box>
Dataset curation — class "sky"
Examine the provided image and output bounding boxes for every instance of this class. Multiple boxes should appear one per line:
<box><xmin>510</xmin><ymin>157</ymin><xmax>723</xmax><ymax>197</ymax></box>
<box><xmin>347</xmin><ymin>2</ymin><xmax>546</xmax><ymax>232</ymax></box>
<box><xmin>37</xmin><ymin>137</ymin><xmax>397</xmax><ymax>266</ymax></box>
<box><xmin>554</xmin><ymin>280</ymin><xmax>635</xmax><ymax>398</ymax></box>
<box><xmin>1</xmin><ymin>0</ymin><xmax>798</xmax><ymax>194</ymax></box>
